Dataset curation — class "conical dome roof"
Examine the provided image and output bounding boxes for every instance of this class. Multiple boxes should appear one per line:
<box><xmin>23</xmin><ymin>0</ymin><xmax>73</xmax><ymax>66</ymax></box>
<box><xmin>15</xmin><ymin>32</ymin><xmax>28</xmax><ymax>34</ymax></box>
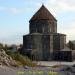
<box><xmin>30</xmin><ymin>5</ymin><xmax>57</xmax><ymax>22</ymax></box>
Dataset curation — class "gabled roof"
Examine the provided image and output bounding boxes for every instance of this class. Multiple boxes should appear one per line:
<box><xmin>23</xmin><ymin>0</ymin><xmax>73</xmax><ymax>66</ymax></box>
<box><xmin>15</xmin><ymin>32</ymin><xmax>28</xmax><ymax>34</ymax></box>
<box><xmin>29</xmin><ymin>5</ymin><xmax>57</xmax><ymax>22</ymax></box>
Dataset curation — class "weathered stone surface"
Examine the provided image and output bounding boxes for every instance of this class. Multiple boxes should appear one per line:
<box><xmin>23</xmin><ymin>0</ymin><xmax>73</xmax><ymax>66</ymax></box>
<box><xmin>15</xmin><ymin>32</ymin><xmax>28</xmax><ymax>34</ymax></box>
<box><xmin>23</xmin><ymin>5</ymin><xmax>67</xmax><ymax>61</ymax></box>
<box><xmin>23</xmin><ymin>33</ymin><xmax>66</xmax><ymax>61</ymax></box>
<box><xmin>0</xmin><ymin>49</ymin><xmax>17</xmax><ymax>66</ymax></box>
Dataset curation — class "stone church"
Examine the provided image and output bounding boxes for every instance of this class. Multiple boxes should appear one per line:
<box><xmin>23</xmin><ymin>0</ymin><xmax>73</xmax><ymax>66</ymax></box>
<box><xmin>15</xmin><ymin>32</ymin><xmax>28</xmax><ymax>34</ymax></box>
<box><xmin>23</xmin><ymin>5</ymin><xmax>67</xmax><ymax>61</ymax></box>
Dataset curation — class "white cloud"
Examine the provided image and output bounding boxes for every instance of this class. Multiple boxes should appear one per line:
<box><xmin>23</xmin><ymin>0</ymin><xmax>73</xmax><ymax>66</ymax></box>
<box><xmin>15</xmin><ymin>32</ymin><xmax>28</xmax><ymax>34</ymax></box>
<box><xmin>0</xmin><ymin>0</ymin><xmax>75</xmax><ymax>43</ymax></box>
<box><xmin>0</xmin><ymin>34</ymin><xmax>23</xmax><ymax>45</ymax></box>
<box><xmin>8</xmin><ymin>8</ymin><xmax>26</xmax><ymax>14</ymax></box>
<box><xmin>45</xmin><ymin>0</ymin><xmax>75</xmax><ymax>16</ymax></box>
<box><xmin>58</xmin><ymin>21</ymin><xmax>75</xmax><ymax>42</ymax></box>
<box><xmin>0</xmin><ymin>7</ymin><xmax>30</xmax><ymax>14</ymax></box>
<box><xmin>44</xmin><ymin>0</ymin><xmax>75</xmax><ymax>42</ymax></box>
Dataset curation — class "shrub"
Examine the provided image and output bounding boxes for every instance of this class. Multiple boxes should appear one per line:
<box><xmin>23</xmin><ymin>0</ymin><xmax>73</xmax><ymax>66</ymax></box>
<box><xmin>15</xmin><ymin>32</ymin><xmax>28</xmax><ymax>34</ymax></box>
<box><xmin>6</xmin><ymin>51</ymin><xmax>37</xmax><ymax>67</ymax></box>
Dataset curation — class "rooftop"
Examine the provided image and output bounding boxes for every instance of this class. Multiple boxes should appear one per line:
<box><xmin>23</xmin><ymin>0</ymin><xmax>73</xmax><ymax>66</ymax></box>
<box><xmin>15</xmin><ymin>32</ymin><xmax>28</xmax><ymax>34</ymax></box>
<box><xmin>29</xmin><ymin>5</ymin><xmax>57</xmax><ymax>22</ymax></box>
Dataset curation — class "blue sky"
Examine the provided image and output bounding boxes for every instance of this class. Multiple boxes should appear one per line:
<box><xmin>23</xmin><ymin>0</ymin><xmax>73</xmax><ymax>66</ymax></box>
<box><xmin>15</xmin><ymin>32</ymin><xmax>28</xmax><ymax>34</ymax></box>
<box><xmin>0</xmin><ymin>0</ymin><xmax>75</xmax><ymax>45</ymax></box>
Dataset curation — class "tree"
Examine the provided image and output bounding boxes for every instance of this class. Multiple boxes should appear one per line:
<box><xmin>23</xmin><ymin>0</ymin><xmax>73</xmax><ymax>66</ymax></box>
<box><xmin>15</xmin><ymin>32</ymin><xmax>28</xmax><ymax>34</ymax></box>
<box><xmin>0</xmin><ymin>43</ymin><xmax>3</xmax><ymax>49</ymax></box>
<box><xmin>68</xmin><ymin>41</ymin><xmax>73</xmax><ymax>50</ymax></box>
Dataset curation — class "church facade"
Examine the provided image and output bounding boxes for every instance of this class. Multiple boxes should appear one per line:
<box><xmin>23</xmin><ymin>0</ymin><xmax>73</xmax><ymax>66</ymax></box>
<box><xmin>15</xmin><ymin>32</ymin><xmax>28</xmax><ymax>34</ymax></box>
<box><xmin>23</xmin><ymin>5</ymin><xmax>66</xmax><ymax>61</ymax></box>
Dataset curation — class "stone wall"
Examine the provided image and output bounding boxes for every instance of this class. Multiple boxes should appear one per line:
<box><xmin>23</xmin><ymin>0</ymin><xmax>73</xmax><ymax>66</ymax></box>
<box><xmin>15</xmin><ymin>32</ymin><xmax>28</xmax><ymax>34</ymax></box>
<box><xmin>53</xmin><ymin>34</ymin><xmax>60</xmax><ymax>51</ymax></box>
<box><xmin>42</xmin><ymin>35</ymin><xmax>50</xmax><ymax>60</ymax></box>
<box><xmin>53</xmin><ymin>51</ymin><xmax>72</xmax><ymax>62</ymax></box>
<box><xmin>23</xmin><ymin>33</ymin><xmax>66</xmax><ymax>61</ymax></box>
<box><xmin>53</xmin><ymin>34</ymin><xmax>66</xmax><ymax>51</ymax></box>
<box><xmin>60</xmin><ymin>35</ymin><xmax>66</xmax><ymax>50</ymax></box>
<box><xmin>29</xmin><ymin>20</ymin><xmax>57</xmax><ymax>34</ymax></box>
<box><xmin>23</xmin><ymin>5</ymin><xmax>67</xmax><ymax>61</ymax></box>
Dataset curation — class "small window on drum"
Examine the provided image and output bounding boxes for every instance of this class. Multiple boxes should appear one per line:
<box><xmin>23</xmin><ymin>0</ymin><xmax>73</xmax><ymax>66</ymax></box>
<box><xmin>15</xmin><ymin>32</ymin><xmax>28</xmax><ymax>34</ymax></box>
<box><xmin>27</xmin><ymin>43</ymin><xmax>32</xmax><ymax>49</ymax></box>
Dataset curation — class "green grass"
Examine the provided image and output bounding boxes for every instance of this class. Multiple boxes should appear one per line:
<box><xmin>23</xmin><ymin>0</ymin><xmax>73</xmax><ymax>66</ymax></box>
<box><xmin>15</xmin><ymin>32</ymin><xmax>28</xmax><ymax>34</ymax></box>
<box><xmin>6</xmin><ymin>50</ymin><xmax>37</xmax><ymax>67</ymax></box>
